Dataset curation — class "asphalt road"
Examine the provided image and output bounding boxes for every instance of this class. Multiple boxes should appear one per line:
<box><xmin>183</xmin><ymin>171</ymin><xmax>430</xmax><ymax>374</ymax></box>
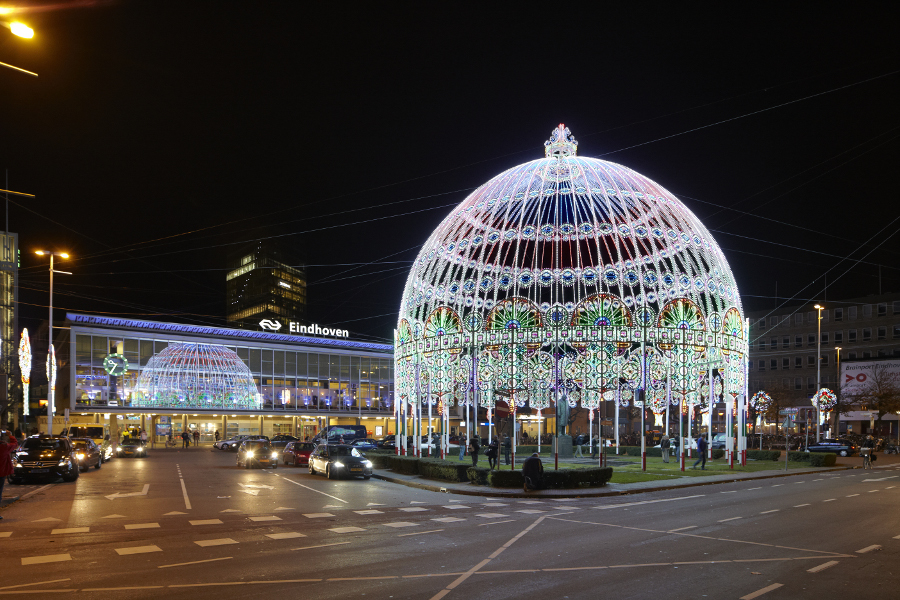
<box><xmin>1</xmin><ymin>447</ymin><xmax>898</xmax><ymax>599</ymax></box>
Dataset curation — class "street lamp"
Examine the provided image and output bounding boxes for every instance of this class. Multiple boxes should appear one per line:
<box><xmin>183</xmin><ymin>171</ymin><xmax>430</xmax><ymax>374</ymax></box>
<box><xmin>834</xmin><ymin>346</ymin><xmax>842</xmax><ymax>438</ymax></box>
<box><xmin>814</xmin><ymin>304</ymin><xmax>824</xmax><ymax>442</ymax></box>
<box><xmin>0</xmin><ymin>19</ymin><xmax>38</xmax><ymax>77</ymax></box>
<box><xmin>35</xmin><ymin>250</ymin><xmax>71</xmax><ymax>435</ymax></box>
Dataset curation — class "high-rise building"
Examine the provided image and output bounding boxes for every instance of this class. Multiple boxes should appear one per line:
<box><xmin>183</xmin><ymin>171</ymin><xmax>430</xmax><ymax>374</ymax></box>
<box><xmin>0</xmin><ymin>232</ymin><xmax>18</xmax><ymax>421</ymax></box>
<box><xmin>225</xmin><ymin>241</ymin><xmax>307</xmax><ymax>329</ymax></box>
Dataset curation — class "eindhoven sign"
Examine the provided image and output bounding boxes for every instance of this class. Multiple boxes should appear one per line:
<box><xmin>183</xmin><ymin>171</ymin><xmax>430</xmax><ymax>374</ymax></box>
<box><xmin>259</xmin><ymin>319</ymin><xmax>350</xmax><ymax>339</ymax></box>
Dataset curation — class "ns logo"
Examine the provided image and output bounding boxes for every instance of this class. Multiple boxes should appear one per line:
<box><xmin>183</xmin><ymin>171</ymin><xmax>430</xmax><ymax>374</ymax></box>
<box><xmin>259</xmin><ymin>319</ymin><xmax>283</xmax><ymax>332</ymax></box>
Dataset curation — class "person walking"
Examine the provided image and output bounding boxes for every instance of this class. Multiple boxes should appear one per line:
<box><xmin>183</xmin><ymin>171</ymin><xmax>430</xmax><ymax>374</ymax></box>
<box><xmin>193</xmin><ymin>429</ymin><xmax>200</xmax><ymax>447</ymax></box>
<box><xmin>0</xmin><ymin>428</ymin><xmax>19</xmax><ymax>519</ymax></box>
<box><xmin>591</xmin><ymin>435</ymin><xmax>599</xmax><ymax>459</ymax></box>
<box><xmin>214</xmin><ymin>430</ymin><xmax>220</xmax><ymax>443</ymax></box>
<box><xmin>522</xmin><ymin>452</ymin><xmax>543</xmax><ymax>492</ymax></box>
<box><xmin>181</xmin><ymin>430</ymin><xmax>190</xmax><ymax>448</ymax></box>
<box><xmin>140</xmin><ymin>428</ymin><xmax>148</xmax><ymax>446</ymax></box>
<box><xmin>660</xmin><ymin>434</ymin><xmax>670</xmax><ymax>463</ymax></box>
<box><xmin>501</xmin><ymin>434</ymin><xmax>511</xmax><ymax>465</ymax></box>
<box><xmin>486</xmin><ymin>437</ymin><xmax>499</xmax><ymax>470</ymax></box>
<box><xmin>692</xmin><ymin>434</ymin><xmax>707</xmax><ymax>470</ymax></box>
<box><xmin>469</xmin><ymin>435</ymin><xmax>480</xmax><ymax>467</ymax></box>
<box><xmin>574</xmin><ymin>437</ymin><xmax>584</xmax><ymax>457</ymax></box>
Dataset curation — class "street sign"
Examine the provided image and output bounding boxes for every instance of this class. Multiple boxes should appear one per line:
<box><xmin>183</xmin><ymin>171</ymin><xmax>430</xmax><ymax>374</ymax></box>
<box><xmin>779</xmin><ymin>408</ymin><xmax>799</xmax><ymax>415</ymax></box>
<box><xmin>781</xmin><ymin>417</ymin><xmax>794</xmax><ymax>428</ymax></box>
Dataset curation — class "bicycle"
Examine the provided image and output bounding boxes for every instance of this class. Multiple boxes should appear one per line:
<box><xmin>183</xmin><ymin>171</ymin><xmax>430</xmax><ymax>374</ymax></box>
<box><xmin>861</xmin><ymin>448</ymin><xmax>872</xmax><ymax>469</ymax></box>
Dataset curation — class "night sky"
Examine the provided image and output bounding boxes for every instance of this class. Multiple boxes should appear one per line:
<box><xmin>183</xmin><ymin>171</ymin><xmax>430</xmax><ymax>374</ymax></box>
<box><xmin>1</xmin><ymin>1</ymin><xmax>897</xmax><ymax>344</ymax></box>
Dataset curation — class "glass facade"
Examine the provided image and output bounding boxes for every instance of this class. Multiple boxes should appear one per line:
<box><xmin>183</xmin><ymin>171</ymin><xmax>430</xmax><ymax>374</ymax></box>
<box><xmin>68</xmin><ymin>314</ymin><xmax>394</xmax><ymax>414</ymax></box>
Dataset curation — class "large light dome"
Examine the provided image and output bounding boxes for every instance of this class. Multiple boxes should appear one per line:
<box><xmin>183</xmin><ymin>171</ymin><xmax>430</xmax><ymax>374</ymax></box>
<box><xmin>395</xmin><ymin>125</ymin><xmax>747</xmax><ymax>422</ymax></box>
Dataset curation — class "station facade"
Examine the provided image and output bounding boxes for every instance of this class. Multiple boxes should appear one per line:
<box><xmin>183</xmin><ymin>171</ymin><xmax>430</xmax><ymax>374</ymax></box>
<box><xmin>55</xmin><ymin>313</ymin><xmax>396</xmax><ymax>444</ymax></box>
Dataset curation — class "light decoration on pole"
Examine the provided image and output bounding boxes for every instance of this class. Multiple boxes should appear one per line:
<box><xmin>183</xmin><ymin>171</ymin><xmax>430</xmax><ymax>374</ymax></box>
<box><xmin>19</xmin><ymin>329</ymin><xmax>31</xmax><ymax>416</ymax></box>
<box><xmin>750</xmin><ymin>391</ymin><xmax>773</xmax><ymax>412</ymax></box>
<box><xmin>812</xmin><ymin>388</ymin><xmax>837</xmax><ymax>412</ymax></box>
<box><xmin>133</xmin><ymin>342</ymin><xmax>260</xmax><ymax>410</ymax></box>
<box><xmin>395</xmin><ymin>125</ymin><xmax>746</xmax><ymax>434</ymax></box>
<box><xmin>46</xmin><ymin>343</ymin><xmax>56</xmax><ymax>400</ymax></box>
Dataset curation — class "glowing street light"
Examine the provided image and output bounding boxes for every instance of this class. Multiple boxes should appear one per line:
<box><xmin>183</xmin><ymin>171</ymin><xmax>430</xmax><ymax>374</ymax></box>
<box><xmin>1</xmin><ymin>18</ymin><xmax>37</xmax><ymax>77</ymax></box>
<box><xmin>9</xmin><ymin>22</ymin><xmax>32</xmax><ymax>38</ymax></box>
<box><xmin>35</xmin><ymin>250</ymin><xmax>71</xmax><ymax>435</ymax></box>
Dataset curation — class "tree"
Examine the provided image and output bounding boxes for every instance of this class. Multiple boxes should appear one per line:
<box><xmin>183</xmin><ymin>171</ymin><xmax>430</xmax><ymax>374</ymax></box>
<box><xmin>846</xmin><ymin>363</ymin><xmax>900</xmax><ymax>435</ymax></box>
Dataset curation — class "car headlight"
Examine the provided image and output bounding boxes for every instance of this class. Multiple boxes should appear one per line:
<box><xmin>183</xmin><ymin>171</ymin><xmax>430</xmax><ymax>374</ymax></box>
<box><xmin>271</xmin><ymin>453</ymin><xmax>278</xmax><ymax>459</ymax></box>
<box><xmin>136</xmin><ymin>447</ymin><xmax>144</xmax><ymax>453</ymax></box>
<box><xmin>76</xmin><ymin>453</ymin><xmax>85</xmax><ymax>460</ymax></box>
<box><xmin>333</xmin><ymin>462</ymin><xmax>344</xmax><ymax>468</ymax></box>
<box><xmin>364</xmin><ymin>460</ymin><xmax>373</xmax><ymax>468</ymax></box>
<box><xmin>246</xmin><ymin>451</ymin><xmax>255</xmax><ymax>458</ymax></box>
<box><xmin>58</xmin><ymin>459</ymin><xmax>68</xmax><ymax>466</ymax></box>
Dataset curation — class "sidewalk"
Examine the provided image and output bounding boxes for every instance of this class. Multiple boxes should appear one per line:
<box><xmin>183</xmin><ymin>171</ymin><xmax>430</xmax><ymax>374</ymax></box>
<box><xmin>371</xmin><ymin>456</ymin><xmax>899</xmax><ymax>499</ymax></box>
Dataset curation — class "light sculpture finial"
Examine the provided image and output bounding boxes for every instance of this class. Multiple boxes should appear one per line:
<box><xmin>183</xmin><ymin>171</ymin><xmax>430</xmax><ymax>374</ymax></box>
<box><xmin>544</xmin><ymin>123</ymin><xmax>577</xmax><ymax>157</ymax></box>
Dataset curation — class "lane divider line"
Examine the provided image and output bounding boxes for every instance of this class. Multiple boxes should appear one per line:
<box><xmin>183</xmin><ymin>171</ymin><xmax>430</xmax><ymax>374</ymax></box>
<box><xmin>290</xmin><ymin>542</ymin><xmax>351</xmax><ymax>551</ymax></box>
<box><xmin>276</xmin><ymin>476</ymin><xmax>348</xmax><ymax>503</ymax></box>
<box><xmin>740</xmin><ymin>583</ymin><xmax>783</xmax><ymax>599</ymax></box>
<box><xmin>398</xmin><ymin>529</ymin><xmax>445</xmax><ymax>537</ymax></box>
<box><xmin>159</xmin><ymin>557</ymin><xmax>232</xmax><ymax>569</ymax></box>
<box><xmin>0</xmin><ymin>579</ymin><xmax>71</xmax><ymax>591</ymax></box>
<box><xmin>856</xmin><ymin>545</ymin><xmax>881</xmax><ymax>554</ymax></box>
<box><xmin>718</xmin><ymin>517</ymin><xmax>742</xmax><ymax>522</ymax></box>
<box><xmin>807</xmin><ymin>560</ymin><xmax>839</xmax><ymax>573</ymax></box>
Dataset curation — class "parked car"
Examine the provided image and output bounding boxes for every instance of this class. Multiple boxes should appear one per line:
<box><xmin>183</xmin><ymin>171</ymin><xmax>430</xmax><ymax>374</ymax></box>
<box><xmin>710</xmin><ymin>433</ymin><xmax>728</xmax><ymax>450</ymax></box>
<box><xmin>283</xmin><ymin>441</ymin><xmax>315</xmax><ymax>466</ymax></box>
<box><xmin>378</xmin><ymin>438</ymin><xmax>396</xmax><ymax>450</ymax></box>
<box><xmin>308</xmin><ymin>444</ymin><xmax>373</xmax><ymax>479</ymax></box>
<box><xmin>236</xmin><ymin>440</ymin><xmax>278</xmax><ymax>469</ymax></box>
<box><xmin>117</xmin><ymin>437</ymin><xmax>148</xmax><ymax>458</ymax></box>
<box><xmin>350</xmin><ymin>438</ymin><xmax>378</xmax><ymax>451</ymax></box>
<box><xmin>270</xmin><ymin>434</ymin><xmax>299</xmax><ymax>450</ymax></box>
<box><xmin>10</xmin><ymin>436</ymin><xmax>80</xmax><ymax>483</ymax></box>
<box><xmin>807</xmin><ymin>438</ymin><xmax>858</xmax><ymax>457</ymax></box>
<box><xmin>215</xmin><ymin>435</ymin><xmax>269</xmax><ymax>451</ymax></box>
<box><xmin>312</xmin><ymin>425</ymin><xmax>368</xmax><ymax>445</ymax></box>
<box><xmin>71</xmin><ymin>438</ymin><xmax>103</xmax><ymax>470</ymax></box>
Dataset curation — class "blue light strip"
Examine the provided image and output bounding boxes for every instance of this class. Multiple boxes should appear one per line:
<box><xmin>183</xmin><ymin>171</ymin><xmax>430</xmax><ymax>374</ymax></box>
<box><xmin>66</xmin><ymin>313</ymin><xmax>393</xmax><ymax>352</ymax></box>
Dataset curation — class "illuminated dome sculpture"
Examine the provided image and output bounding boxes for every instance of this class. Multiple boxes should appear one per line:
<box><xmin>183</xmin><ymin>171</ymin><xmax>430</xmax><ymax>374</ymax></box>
<box><xmin>134</xmin><ymin>342</ymin><xmax>260</xmax><ymax>410</ymax></box>
<box><xmin>395</xmin><ymin>125</ymin><xmax>747</xmax><ymax>425</ymax></box>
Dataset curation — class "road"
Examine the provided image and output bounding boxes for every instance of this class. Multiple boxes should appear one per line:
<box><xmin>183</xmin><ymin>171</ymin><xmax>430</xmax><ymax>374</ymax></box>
<box><xmin>1</xmin><ymin>447</ymin><xmax>898</xmax><ymax>599</ymax></box>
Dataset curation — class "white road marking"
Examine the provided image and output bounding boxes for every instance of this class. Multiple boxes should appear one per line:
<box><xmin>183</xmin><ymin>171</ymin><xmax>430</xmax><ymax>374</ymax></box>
<box><xmin>822</xmin><ymin>499</ymin><xmax>836</xmax><ymax>503</ymax></box>
<box><xmin>856</xmin><ymin>545</ymin><xmax>881</xmax><ymax>554</ymax></box>
<box><xmin>189</xmin><ymin>519</ymin><xmax>223</xmax><ymax>526</ymax></box>
<box><xmin>771</xmin><ymin>484</ymin><xmax>783</xmax><ymax>487</ymax></box>
<box><xmin>808</xmin><ymin>560</ymin><xmax>839</xmax><ymax>573</ymax></box>
<box><xmin>432</xmin><ymin>517</ymin><xmax>466</xmax><ymax>523</ymax></box>
<box><xmin>265</xmin><ymin>532</ymin><xmax>306</xmax><ymax>540</ymax></box>
<box><xmin>163</xmin><ymin>511</ymin><xmax>187</xmax><ymax>516</ymax></box>
<box><xmin>159</xmin><ymin>557</ymin><xmax>232</xmax><ymax>569</ymax></box>
<box><xmin>274</xmin><ymin>507</ymin><xmax>295</xmax><ymax>511</ymax></box>
<box><xmin>479</xmin><ymin>520</ymin><xmax>516</xmax><ymax>526</ymax></box>
<box><xmin>0</xmin><ymin>579</ymin><xmax>70</xmax><ymax>591</ymax></box>
<box><xmin>893</xmin><ymin>535</ymin><xmax>900</xmax><ymax>539</ymax></box>
<box><xmin>124</xmin><ymin>523</ymin><xmax>160</xmax><ymax>530</ymax></box>
<box><xmin>887</xmin><ymin>486</ymin><xmax>896</xmax><ymax>489</ymax></box>
<box><xmin>51</xmin><ymin>527</ymin><xmax>89</xmax><ymax>535</ymax></box>
<box><xmin>354</xmin><ymin>510</ymin><xmax>383</xmax><ymax>515</ymax></box>
<box><xmin>759</xmin><ymin>510</ymin><xmax>779</xmax><ymax>514</ymax></box>
<box><xmin>718</xmin><ymin>517</ymin><xmax>742</xmax><ymax>522</ymax></box>
<box><xmin>248</xmin><ymin>516</ymin><xmax>282</xmax><ymax>522</ymax></box>
<box><xmin>477</xmin><ymin>513</ymin><xmax>509</xmax><ymax>518</ymax></box>
<box><xmin>0</xmin><ymin>532</ymin><xmax>11</xmax><ymax>538</ymax></box>
<box><xmin>721</xmin><ymin>491</ymin><xmax>737</xmax><ymax>494</ymax></box>
<box><xmin>794</xmin><ymin>481</ymin><xmax>805</xmax><ymax>484</ymax></box>
<box><xmin>291</xmin><ymin>542</ymin><xmax>351</xmax><ymax>551</ymax></box>
<box><xmin>239</xmin><ymin>490</ymin><xmax>259</xmax><ymax>496</ymax></box>
<box><xmin>101</xmin><ymin>514</ymin><xmax>127</xmax><ymax>519</ymax></box>
<box><xmin>868</xmin><ymin>490</ymin><xmax>879</xmax><ymax>493</ymax></box>
<box><xmin>276</xmin><ymin>476</ymin><xmax>348</xmax><ymax>503</ymax></box>
<box><xmin>398</xmin><ymin>529</ymin><xmax>443</xmax><ymax>537</ymax></box>
<box><xmin>31</xmin><ymin>517</ymin><xmax>61</xmax><ymax>522</ymax></box>
<box><xmin>399</xmin><ymin>507</ymin><xmax>428</xmax><ymax>512</ymax></box>
<box><xmin>115</xmin><ymin>545</ymin><xmax>162</xmax><ymax>555</ymax></box>
<box><xmin>409</xmin><ymin>501</ymin><xmax>427</xmax><ymax>504</ymax></box>
<box><xmin>329</xmin><ymin>526</ymin><xmax>366</xmax><ymax>533</ymax></box>
<box><xmin>515</xmin><ymin>510</ymin><xmax>546</xmax><ymax>514</ymax></box>
<box><xmin>594</xmin><ymin>495</ymin><xmax>705</xmax><ymax>510</ymax></box>
<box><xmin>740</xmin><ymin>583</ymin><xmax>783</xmax><ymax>599</ymax></box>
<box><xmin>794</xmin><ymin>504</ymin><xmax>810</xmax><ymax>507</ymax></box>
<box><xmin>813</xmin><ymin>479</ymin><xmax>824</xmax><ymax>481</ymax></box>
<box><xmin>302</xmin><ymin>513</ymin><xmax>335</xmax><ymax>519</ymax></box>
<box><xmin>383</xmin><ymin>522</ymin><xmax>418</xmax><ymax>528</ymax></box>
<box><xmin>220</xmin><ymin>509</ymin><xmax>242</xmax><ymax>513</ymax></box>
<box><xmin>367</xmin><ymin>503</ymin><xmax>385</xmax><ymax>506</ymax></box>
<box><xmin>105</xmin><ymin>484</ymin><xmax>150</xmax><ymax>500</ymax></box>
<box><xmin>194</xmin><ymin>538</ymin><xmax>238</xmax><ymax>547</ymax></box>
<box><xmin>862</xmin><ymin>476</ymin><xmax>898</xmax><ymax>482</ymax></box>
<box><xmin>21</xmin><ymin>554</ymin><xmax>71</xmax><ymax>566</ymax></box>
<box><xmin>443</xmin><ymin>505</ymin><xmax>469</xmax><ymax>510</ymax></box>
<box><xmin>483</xmin><ymin>503</ymin><xmax>508</xmax><ymax>507</ymax></box>
<box><xmin>18</xmin><ymin>484</ymin><xmax>54</xmax><ymax>501</ymax></box>
<box><xmin>180</xmin><ymin>478</ymin><xmax>192</xmax><ymax>510</ymax></box>
<box><xmin>322</xmin><ymin>505</ymin><xmax>342</xmax><ymax>509</ymax></box>
<box><xmin>847</xmin><ymin>494</ymin><xmax>859</xmax><ymax>497</ymax></box>
<box><xmin>518</xmin><ymin>500</ymin><xmax>544</xmax><ymax>504</ymax></box>
<box><xmin>238</xmin><ymin>483</ymin><xmax>274</xmax><ymax>489</ymax></box>
<box><xmin>747</xmin><ymin>487</ymin><xmax>761</xmax><ymax>491</ymax></box>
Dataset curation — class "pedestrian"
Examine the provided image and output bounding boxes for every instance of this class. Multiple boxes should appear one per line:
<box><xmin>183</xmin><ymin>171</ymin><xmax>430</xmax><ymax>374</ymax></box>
<box><xmin>469</xmin><ymin>435</ymin><xmax>480</xmax><ymax>467</ymax></box>
<box><xmin>458</xmin><ymin>435</ymin><xmax>466</xmax><ymax>461</ymax></box>
<box><xmin>692</xmin><ymin>434</ymin><xmax>707</xmax><ymax>470</ymax></box>
<box><xmin>0</xmin><ymin>428</ymin><xmax>19</xmax><ymax>519</ymax></box>
<box><xmin>167</xmin><ymin>430</ymin><xmax>173</xmax><ymax>448</ymax></box>
<box><xmin>140</xmin><ymin>428</ymin><xmax>148</xmax><ymax>447</ymax></box>
<box><xmin>862</xmin><ymin>436</ymin><xmax>875</xmax><ymax>469</ymax></box>
<box><xmin>486</xmin><ymin>437</ymin><xmax>499</xmax><ymax>470</ymax></box>
<box><xmin>193</xmin><ymin>429</ymin><xmax>200</xmax><ymax>446</ymax></box>
<box><xmin>522</xmin><ymin>452</ymin><xmax>543</xmax><ymax>492</ymax></box>
<box><xmin>181</xmin><ymin>430</ymin><xmax>190</xmax><ymax>448</ymax></box>
<box><xmin>591</xmin><ymin>435</ymin><xmax>599</xmax><ymax>459</ymax></box>
<box><xmin>661</xmin><ymin>433</ymin><xmax>670</xmax><ymax>463</ymax></box>
<box><xmin>214</xmin><ymin>430</ymin><xmax>220</xmax><ymax>442</ymax></box>
<box><xmin>501</xmin><ymin>434</ymin><xmax>511</xmax><ymax>465</ymax></box>
<box><xmin>574</xmin><ymin>437</ymin><xmax>584</xmax><ymax>457</ymax></box>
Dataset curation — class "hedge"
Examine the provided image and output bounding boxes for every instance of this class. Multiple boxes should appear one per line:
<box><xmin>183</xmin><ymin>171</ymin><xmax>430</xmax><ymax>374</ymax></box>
<box><xmin>486</xmin><ymin>467</ymin><xmax>614</xmax><ymax>488</ymax></box>
<box><xmin>711</xmin><ymin>449</ymin><xmax>726</xmax><ymax>460</ymax></box>
<box><xmin>747</xmin><ymin>450</ymin><xmax>781</xmax><ymax>461</ymax></box>
<box><xmin>789</xmin><ymin>451</ymin><xmax>837</xmax><ymax>467</ymax></box>
<box><xmin>467</xmin><ymin>466</ymin><xmax>491</xmax><ymax>485</ymax></box>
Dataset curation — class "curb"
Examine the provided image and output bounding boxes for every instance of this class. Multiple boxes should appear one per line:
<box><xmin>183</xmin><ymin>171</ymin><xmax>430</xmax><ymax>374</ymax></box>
<box><xmin>372</xmin><ymin>465</ymin><xmax>855</xmax><ymax>499</ymax></box>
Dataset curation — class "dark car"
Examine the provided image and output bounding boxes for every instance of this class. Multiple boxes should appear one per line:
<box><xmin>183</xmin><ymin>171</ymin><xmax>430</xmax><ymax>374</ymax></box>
<box><xmin>710</xmin><ymin>433</ymin><xmax>727</xmax><ymax>450</ymax></box>
<box><xmin>236</xmin><ymin>440</ymin><xmax>278</xmax><ymax>469</ymax></box>
<box><xmin>377</xmin><ymin>437</ymin><xmax>396</xmax><ymax>449</ymax></box>
<box><xmin>117</xmin><ymin>436</ymin><xmax>148</xmax><ymax>458</ymax></box>
<box><xmin>807</xmin><ymin>438</ymin><xmax>858</xmax><ymax>457</ymax></box>
<box><xmin>270</xmin><ymin>434</ymin><xmax>299</xmax><ymax>450</ymax></box>
<box><xmin>10</xmin><ymin>436</ymin><xmax>80</xmax><ymax>483</ymax></box>
<box><xmin>350</xmin><ymin>438</ymin><xmax>378</xmax><ymax>451</ymax></box>
<box><xmin>71</xmin><ymin>438</ymin><xmax>103</xmax><ymax>470</ymax></box>
<box><xmin>308</xmin><ymin>444</ymin><xmax>373</xmax><ymax>479</ymax></box>
<box><xmin>215</xmin><ymin>435</ymin><xmax>269</xmax><ymax>451</ymax></box>
<box><xmin>283</xmin><ymin>441</ymin><xmax>315</xmax><ymax>466</ymax></box>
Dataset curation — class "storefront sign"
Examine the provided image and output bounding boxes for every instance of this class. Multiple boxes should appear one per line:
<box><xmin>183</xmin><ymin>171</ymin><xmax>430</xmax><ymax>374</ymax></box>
<box><xmin>841</xmin><ymin>359</ymin><xmax>900</xmax><ymax>397</ymax></box>
<box><xmin>259</xmin><ymin>319</ymin><xmax>349</xmax><ymax>338</ymax></box>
